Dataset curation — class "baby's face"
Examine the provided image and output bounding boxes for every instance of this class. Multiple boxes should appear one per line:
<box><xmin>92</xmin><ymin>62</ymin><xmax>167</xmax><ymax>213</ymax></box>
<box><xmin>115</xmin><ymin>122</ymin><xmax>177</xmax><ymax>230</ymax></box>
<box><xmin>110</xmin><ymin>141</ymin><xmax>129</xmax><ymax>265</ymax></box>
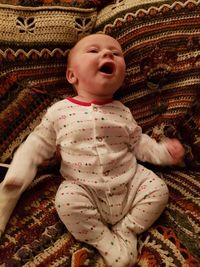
<box><xmin>66</xmin><ymin>34</ymin><xmax>126</xmax><ymax>100</ymax></box>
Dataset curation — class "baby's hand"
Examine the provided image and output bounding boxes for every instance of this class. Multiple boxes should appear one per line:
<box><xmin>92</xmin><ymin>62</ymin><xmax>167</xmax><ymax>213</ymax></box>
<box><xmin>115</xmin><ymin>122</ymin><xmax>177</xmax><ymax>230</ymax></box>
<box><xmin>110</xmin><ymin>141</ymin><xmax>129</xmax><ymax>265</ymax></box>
<box><xmin>165</xmin><ymin>139</ymin><xmax>185</xmax><ymax>164</ymax></box>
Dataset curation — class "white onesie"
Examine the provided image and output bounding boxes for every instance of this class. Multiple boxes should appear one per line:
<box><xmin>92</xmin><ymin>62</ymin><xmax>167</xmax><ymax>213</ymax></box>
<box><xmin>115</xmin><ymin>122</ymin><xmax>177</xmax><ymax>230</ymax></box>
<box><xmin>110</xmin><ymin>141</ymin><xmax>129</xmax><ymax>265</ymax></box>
<box><xmin>4</xmin><ymin>98</ymin><xmax>171</xmax><ymax>267</ymax></box>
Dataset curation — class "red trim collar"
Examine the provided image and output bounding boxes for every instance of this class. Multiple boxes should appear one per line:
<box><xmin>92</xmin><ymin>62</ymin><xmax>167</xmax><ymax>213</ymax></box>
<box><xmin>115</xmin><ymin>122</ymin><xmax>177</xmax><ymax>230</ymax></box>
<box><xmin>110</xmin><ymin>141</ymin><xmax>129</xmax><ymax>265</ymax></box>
<box><xmin>66</xmin><ymin>97</ymin><xmax>113</xmax><ymax>106</ymax></box>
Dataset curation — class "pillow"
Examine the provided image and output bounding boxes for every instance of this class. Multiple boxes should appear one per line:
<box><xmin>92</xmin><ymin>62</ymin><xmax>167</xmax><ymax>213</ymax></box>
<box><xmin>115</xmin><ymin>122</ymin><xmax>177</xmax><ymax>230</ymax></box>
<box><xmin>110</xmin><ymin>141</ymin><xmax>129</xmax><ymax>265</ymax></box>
<box><xmin>0</xmin><ymin>2</ymin><xmax>97</xmax><ymax>163</ymax></box>
<box><xmin>94</xmin><ymin>0</ymin><xmax>200</xmax><ymax>167</ymax></box>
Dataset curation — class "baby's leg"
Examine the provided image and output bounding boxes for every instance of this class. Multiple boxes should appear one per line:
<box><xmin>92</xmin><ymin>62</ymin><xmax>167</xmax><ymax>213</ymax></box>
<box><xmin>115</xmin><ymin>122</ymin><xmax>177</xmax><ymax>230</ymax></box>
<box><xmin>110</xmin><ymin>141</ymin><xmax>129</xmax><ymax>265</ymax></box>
<box><xmin>113</xmin><ymin>166</ymin><xmax>169</xmax><ymax>241</ymax></box>
<box><xmin>55</xmin><ymin>181</ymin><xmax>135</xmax><ymax>267</ymax></box>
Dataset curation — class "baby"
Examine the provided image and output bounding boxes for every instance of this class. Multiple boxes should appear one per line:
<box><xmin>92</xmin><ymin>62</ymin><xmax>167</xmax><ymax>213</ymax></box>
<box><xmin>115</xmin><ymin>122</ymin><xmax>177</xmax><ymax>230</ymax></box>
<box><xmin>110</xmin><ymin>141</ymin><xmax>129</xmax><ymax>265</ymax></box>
<box><xmin>0</xmin><ymin>34</ymin><xmax>184</xmax><ymax>267</ymax></box>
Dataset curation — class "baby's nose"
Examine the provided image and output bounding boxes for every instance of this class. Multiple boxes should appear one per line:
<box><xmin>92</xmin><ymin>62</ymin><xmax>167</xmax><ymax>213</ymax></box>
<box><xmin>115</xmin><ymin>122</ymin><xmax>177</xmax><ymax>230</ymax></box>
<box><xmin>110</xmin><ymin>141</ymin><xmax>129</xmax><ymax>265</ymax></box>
<box><xmin>102</xmin><ymin>49</ymin><xmax>113</xmax><ymax>58</ymax></box>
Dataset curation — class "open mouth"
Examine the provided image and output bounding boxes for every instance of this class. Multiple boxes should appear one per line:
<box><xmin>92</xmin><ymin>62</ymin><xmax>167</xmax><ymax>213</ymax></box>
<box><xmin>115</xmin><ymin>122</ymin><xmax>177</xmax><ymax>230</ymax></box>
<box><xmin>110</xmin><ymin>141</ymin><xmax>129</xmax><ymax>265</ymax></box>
<box><xmin>99</xmin><ymin>62</ymin><xmax>115</xmax><ymax>75</ymax></box>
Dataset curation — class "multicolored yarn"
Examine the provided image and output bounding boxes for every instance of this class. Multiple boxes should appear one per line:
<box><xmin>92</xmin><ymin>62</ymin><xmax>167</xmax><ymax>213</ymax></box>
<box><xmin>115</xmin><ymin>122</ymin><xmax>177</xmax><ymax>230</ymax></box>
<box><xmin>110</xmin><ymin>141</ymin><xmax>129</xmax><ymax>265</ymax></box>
<box><xmin>94</xmin><ymin>0</ymin><xmax>200</xmax><ymax>168</ymax></box>
<box><xmin>0</xmin><ymin>0</ymin><xmax>107</xmax><ymax>8</ymax></box>
<box><xmin>0</xmin><ymin>0</ymin><xmax>200</xmax><ymax>266</ymax></box>
<box><xmin>0</xmin><ymin>170</ymin><xmax>199</xmax><ymax>266</ymax></box>
<box><xmin>0</xmin><ymin>3</ymin><xmax>97</xmax><ymax>163</ymax></box>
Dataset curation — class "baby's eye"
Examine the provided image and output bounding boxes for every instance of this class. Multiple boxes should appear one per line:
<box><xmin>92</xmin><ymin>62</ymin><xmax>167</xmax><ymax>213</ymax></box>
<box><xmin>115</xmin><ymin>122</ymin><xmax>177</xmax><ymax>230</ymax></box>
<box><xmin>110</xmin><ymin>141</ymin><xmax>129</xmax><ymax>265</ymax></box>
<box><xmin>112</xmin><ymin>51</ymin><xmax>122</xmax><ymax>56</ymax></box>
<box><xmin>87</xmin><ymin>48</ymin><xmax>98</xmax><ymax>53</ymax></box>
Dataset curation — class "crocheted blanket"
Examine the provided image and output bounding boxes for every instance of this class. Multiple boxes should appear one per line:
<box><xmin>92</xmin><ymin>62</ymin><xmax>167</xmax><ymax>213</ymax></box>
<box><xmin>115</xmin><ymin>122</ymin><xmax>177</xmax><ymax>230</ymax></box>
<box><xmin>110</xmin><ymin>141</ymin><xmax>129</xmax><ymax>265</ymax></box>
<box><xmin>0</xmin><ymin>169</ymin><xmax>199</xmax><ymax>266</ymax></box>
<box><xmin>0</xmin><ymin>0</ymin><xmax>200</xmax><ymax>266</ymax></box>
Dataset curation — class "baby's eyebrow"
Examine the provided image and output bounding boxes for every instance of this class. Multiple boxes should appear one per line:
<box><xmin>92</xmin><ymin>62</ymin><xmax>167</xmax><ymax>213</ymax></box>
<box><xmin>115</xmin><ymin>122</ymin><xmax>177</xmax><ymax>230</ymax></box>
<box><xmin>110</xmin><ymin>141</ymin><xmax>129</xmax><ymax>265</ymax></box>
<box><xmin>85</xmin><ymin>43</ymin><xmax>98</xmax><ymax>48</ymax></box>
<box><xmin>87</xmin><ymin>45</ymin><xmax>98</xmax><ymax>48</ymax></box>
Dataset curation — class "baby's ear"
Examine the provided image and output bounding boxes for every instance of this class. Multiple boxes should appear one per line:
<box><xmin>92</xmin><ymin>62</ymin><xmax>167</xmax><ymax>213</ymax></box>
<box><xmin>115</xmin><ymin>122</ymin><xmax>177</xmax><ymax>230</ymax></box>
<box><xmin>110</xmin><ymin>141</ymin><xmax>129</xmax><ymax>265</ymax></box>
<box><xmin>66</xmin><ymin>68</ymin><xmax>77</xmax><ymax>84</ymax></box>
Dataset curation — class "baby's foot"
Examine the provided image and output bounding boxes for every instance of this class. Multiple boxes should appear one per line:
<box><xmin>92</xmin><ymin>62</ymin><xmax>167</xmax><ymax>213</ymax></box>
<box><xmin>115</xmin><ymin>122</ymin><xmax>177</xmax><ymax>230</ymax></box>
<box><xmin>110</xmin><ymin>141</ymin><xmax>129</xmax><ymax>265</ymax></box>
<box><xmin>99</xmin><ymin>232</ymin><xmax>135</xmax><ymax>267</ymax></box>
<box><xmin>112</xmin><ymin>224</ymin><xmax>138</xmax><ymax>266</ymax></box>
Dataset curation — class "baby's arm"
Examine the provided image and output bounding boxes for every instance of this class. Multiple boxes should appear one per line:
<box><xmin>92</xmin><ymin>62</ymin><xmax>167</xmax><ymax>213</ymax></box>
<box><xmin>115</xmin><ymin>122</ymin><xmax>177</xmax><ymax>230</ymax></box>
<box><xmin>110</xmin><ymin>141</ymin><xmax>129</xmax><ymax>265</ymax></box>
<box><xmin>0</xmin><ymin>109</ymin><xmax>56</xmax><ymax>236</ymax></box>
<box><xmin>134</xmin><ymin>133</ymin><xmax>184</xmax><ymax>166</ymax></box>
<box><xmin>4</xmin><ymin>131</ymin><xmax>56</xmax><ymax>188</ymax></box>
<box><xmin>3</xmin><ymin>107</ymin><xmax>57</xmax><ymax>188</ymax></box>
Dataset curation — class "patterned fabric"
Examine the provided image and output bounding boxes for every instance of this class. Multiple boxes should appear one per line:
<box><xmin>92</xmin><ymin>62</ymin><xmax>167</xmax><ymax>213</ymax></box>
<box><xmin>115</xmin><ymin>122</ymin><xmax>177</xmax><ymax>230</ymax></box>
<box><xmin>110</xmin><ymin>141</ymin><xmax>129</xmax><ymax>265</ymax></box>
<box><xmin>178</xmin><ymin>99</ymin><xmax>200</xmax><ymax>169</ymax></box>
<box><xmin>94</xmin><ymin>0</ymin><xmax>200</xmax><ymax>168</ymax></box>
<box><xmin>0</xmin><ymin>3</ymin><xmax>97</xmax><ymax>163</ymax></box>
<box><xmin>0</xmin><ymin>0</ymin><xmax>200</xmax><ymax>266</ymax></box>
<box><xmin>0</xmin><ymin>5</ymin><xmax>97</xmax><ymax>44</ymax></box>
<box><xmin>0</xmin><ymin>0</ymin><xmax>107</xmax><ymax>8</ymax></box>
<box><xmin>0</xmin><ymin>170</ymin><xmax>199</xmax><ymax>266</ymax></box>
